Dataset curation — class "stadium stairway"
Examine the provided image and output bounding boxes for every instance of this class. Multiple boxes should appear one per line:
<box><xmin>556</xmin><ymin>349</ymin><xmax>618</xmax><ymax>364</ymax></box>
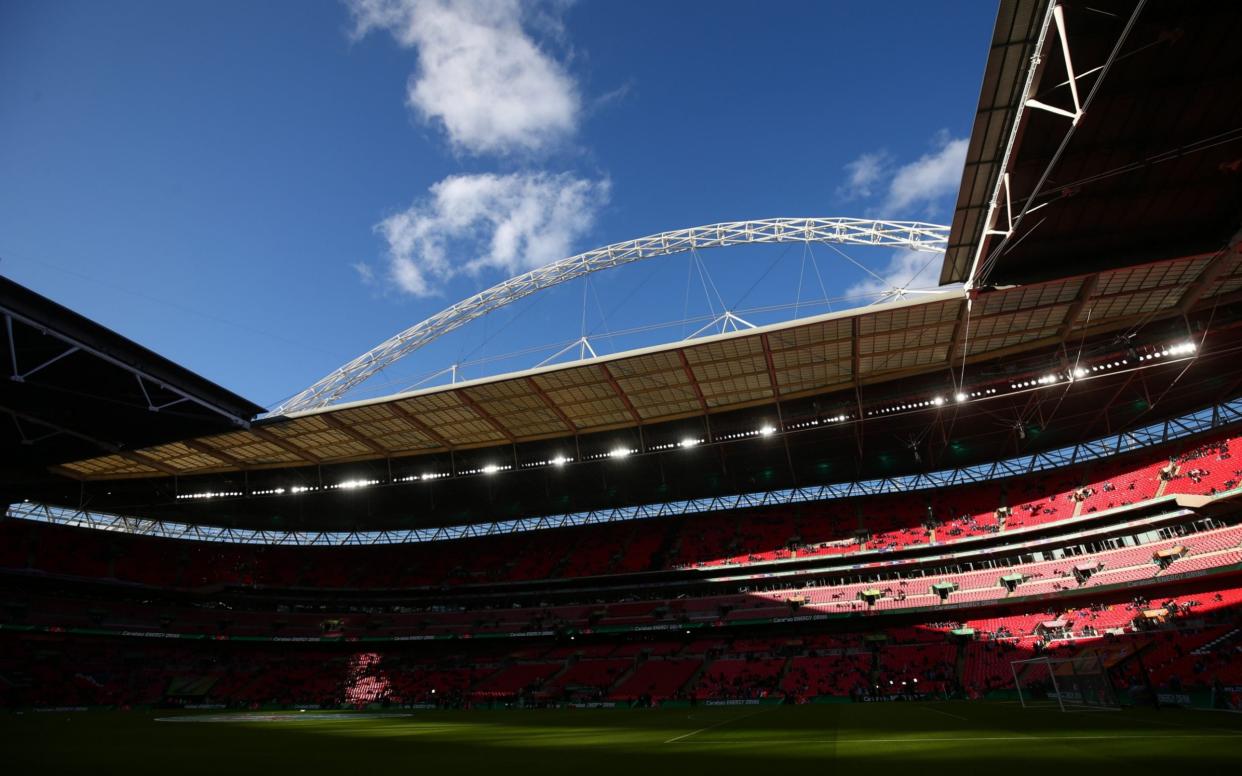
<box><xmin>1193</xmin><ymin>627</ymin><xmax>1240</xmax><ymax>655</ymax></box>
<box><xmin>678</xmin><ymin>658</ymin><xmax>712</xmax><ymax>699</ymax></box>
<box><xmin>652</xmin><ymin>528</ymin><xmax>681</xmax><ymax>572</ymax></box>
<box><xmin>604</xmin><ymin>656</ymin><xmax>642</xmax><ymax>697</ymax></box>
<box><xmin>777</xmin><ymin>655</ymin><xmax>793</xmax><ymax>688</ymax></box>
<box><xmin>542</xmin><ymin>659</ymin><xmax>575</xmax><ymax>689</ymax></box>
<box><xmin>1156</xmin><ymin>472</ymin><xmax>1171</xmax><ymax>499</ymax></box>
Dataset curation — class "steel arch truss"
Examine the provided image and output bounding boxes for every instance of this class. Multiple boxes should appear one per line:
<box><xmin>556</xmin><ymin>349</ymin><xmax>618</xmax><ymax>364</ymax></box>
<box><xmin>274</xmin><ymin>218</ymin><xmax>949</xmax><ymax>414</ymax></box>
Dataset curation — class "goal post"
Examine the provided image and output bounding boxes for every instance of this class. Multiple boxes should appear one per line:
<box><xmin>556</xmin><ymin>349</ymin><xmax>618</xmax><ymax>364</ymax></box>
<box><xmin>1010</xmin><ymin>653</ymin><xmax>1120</xmax><ymax>711</ymax></box>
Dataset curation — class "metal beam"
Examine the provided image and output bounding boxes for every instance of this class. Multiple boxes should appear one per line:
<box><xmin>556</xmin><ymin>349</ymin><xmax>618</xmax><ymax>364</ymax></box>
<box><xmin>249</xmin><ymin>427</ymin><xmax>322</xmax><ymax>465</ymax></box>
<box><xmin>319</xmin><ymin>414</ymin><xmax>390</xmax><ymax>456</ymax></box>
<box><xmin>851</xmin><ymin>317</ymin><xmax>865</xmax><ymax>457</ymax></box>
<box><xmin>455</xmin><ymin>390</ymin><xmax>517</xmax><ymax>443</ymax></box>
<box><xmin>180</xmin><ymin>438</ymin><xmax>250</xmax><ymax>470</ymax></box>
<box><xmin>117</xmin><ymin>450</ymin><xmax>180</xmax><ymax>477</ymax></box>
<box><xmin>676</xmin><ymin>349</ymin><xmax>710</xmax><ymax>414</ymax></box>
<box><xmin>1056</xmin><ymin>274</ymin><xmax>1099</xmax><ymax>342</ymax></box>
<box><xmin>944</xmin><ymin>297</ymin><xmax>971</xmax><ymax>369</ymax></box>
<box><xmin>0</xmin><ymin>403</ymin><xmax>119</xmax><ymax>457</ymax></box>
<box><xmin>1176</xmin><ymin>242</ymin><xmax>1241</xmax><ymax>315</ymax></box>
<box><xmin>759</xmin><ymin>333</ymin><xmax>782</xmax><ymax>402</ymax></box>
<box><xmin>973</xmin><ymin>0</ymin><xmax>1147</xmax><ymax>287</ymax></box>
<box><xmin>525</xmin><ymin>377</ymin><xmax>577</xmax><ymax>434</ymax></box>
<box><xmin>598</xmin><ymin>363</ymin><xmax>644</xmax><ymax>425</ymax></box>
<box><xmin>387</xmin><ymin>401</ymin><xmax>454</xmax><ymax>450</ymax></box>
<box><xmin>0</xmin><ymin>305</ymin><xmax>251</xmax><ymax>428</ymax></box>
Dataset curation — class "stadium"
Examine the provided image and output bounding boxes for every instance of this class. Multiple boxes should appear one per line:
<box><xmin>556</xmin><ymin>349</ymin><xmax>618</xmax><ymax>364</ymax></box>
<box><xmin>4</xmin><ymin>0</ymin><xmax>1242</xmax><ymax>773</ymax></box>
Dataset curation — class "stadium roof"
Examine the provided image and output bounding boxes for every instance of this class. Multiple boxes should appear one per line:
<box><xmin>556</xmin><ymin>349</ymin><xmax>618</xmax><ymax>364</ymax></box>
<box><xmin>942</xmin><ymin>0</ymin><xmax>1242</xmax><ymax>287</ymax></box>
<box><xmin>56</xmin><ymin>245</ymin><xmax>1242</xmax><ymax>481</ymax></box>
<box><xmin>0</xmin><ymin>276</ymin><xmax>263</xmax><ymax>477</ymax></box>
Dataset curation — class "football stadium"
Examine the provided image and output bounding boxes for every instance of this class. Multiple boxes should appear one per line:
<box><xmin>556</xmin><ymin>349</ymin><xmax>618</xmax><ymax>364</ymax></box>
<box><xmin>4</xmin><ymin>1</ymin><xmax>1242</xmax><ymax>773</ymax></box>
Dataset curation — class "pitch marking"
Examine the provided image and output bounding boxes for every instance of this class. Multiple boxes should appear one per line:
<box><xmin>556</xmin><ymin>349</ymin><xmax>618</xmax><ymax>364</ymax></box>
<box><xmin>921</xmin><ymin>704</ymin><xmax>968</xmax><ymax>721</ymax></box>
<box><xmin>663</xmin><ymin>707</ymin><xmax>773</xmax><ymax>744</ymax></box>
<box><xmin>669</xmin><ymin>733</ymin><xmax>1242</xmax><ymax>745</ymax></box>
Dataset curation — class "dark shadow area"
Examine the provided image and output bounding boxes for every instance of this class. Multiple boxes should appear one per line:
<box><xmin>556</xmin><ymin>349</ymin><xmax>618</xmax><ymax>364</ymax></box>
<box><xmin>5</xmin><ymin>704</ymin><xmax>1242</xmax><ymax>776</ymax></box>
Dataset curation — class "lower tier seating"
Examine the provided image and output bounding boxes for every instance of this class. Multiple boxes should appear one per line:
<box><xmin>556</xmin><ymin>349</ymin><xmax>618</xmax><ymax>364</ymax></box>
<box><xmin>3</xmin><ymin>578</ymin><xmax>1241</xmax><ymax>709</ymax></box>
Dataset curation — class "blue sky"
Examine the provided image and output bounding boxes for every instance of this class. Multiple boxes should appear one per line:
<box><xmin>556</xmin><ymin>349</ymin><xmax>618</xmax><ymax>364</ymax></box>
<box><xmin>0</xmin><ymin>1</ymin><xmax>993</xmax><ymax>408</ymax></box>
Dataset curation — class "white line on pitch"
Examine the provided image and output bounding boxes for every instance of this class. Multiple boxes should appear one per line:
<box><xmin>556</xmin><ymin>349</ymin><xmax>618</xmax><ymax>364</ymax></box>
<box><xmin>921</xmin><ymin>704</ymin><xmax>968</xmax><ymax>721</ymax></box>
<box><xmin>668</xmin><ymin>733</ymin><xmax>1242</xmax><ymax>745</ymax></box>
<box><xmin>663</xmin><ymin>707</ymin><xmax>774</xmax><ymax>744</ymax></box>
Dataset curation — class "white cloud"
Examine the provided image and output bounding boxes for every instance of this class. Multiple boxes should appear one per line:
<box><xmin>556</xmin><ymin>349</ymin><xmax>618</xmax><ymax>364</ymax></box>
<box><xmin>837</xmin><ymin>150</ymin><xmax>890</xmax><ymax>200</ymax></box>
<box><xmin>377</xmin><ymin>171</ymin><xmax>610</xmax><ymax>296</ymax></box>
<box><xmin>352</xmin><ymin>261</ymin><xmax>376</xmax><ymax>284</ymax></box>
<box><xmin>844</xmin><ymin>247</ymin><xmax>952</xmax><ymax>303</ymax></box>
<box><xmin>348</xmin><ymin>0</ymin><xmax>580</xmax><ymax>156</ymax></box>
<box><xmin>833</xmin><ymin>133</ymin><xmax>968</xmax><ymax>302</ymax></box>
<box><xmin>883</xmin><ymin>134</ymin><xmax>968</xmax><ymax>214</ymax></box>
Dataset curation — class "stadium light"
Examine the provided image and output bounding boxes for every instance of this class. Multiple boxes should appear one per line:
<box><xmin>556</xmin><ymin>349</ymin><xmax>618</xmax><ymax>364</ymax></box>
<box><xmin>609</xmin><ymin>447</ymin><xmax>632</xmax><ymax>459</ymax></box>
<box><xmin>176</xmin><ymin>490</ymin><xmax>244</xmax><ymax>500</ymax></box>
<box><xmin>955</xmin><ymin>392</ymin><xmax>967</xmax><ymax>403</ymax></box>
<box><xmin>481</xmin><ymin>464</ymin><xmax>500</xmax><ymax>475</ymax></box>
<box><xmin>680</xmin><ymin>437</ymin><xmax>700</xmax><ymax>448</ymax></box>
<box><xmin>932</xmin><ymin>396</ymin><xmax>945</xmax><ymax>406</ymax></box>
<box><xmin>759</xmin><ymin>425</ymin><xmax>777</xmax><ymax>437</ymax></box>
<box><xmin>551</xmin><ymin>456</ymin><xmax>567</xmax><ymax>466</ymax></box>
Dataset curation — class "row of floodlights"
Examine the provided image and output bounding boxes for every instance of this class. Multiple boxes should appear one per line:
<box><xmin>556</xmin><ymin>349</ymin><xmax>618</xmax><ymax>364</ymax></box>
<box><xmin>788</xmin><ymin>414</ymin><xmax>852</xmax><ymax>431</ymax></box>
<box><xmin>177</xmin><ymin>490</ymin><xmax>243</xmax><ymax>500</ymax></box>
<box><xmin>1139</xmin><ymin>341</ymin><xmax>1197</xmax><ymax>360</ymax></box>
<box><xmin>174</xmin><ymin>423</ymin><xmax>790</xmax><ymax>500</ymax></box>
<box><xmin>953</xmin><ymin>388</ymin><xmax>1000</xmax><ymax>402</ymax></box>
<box><xmin>862</xmin><ymin>340</ymin><xmax>1198</xmax><ymax>419</ymax></box>
<box><xmin>869</xmin><ymin>396</ymin><xmax>947</xmax><ymax>417</ymax></box>
<box><xmin>178</xmin><ymin>343</ymin><xmax>1200</xmax><ymax>500</ymax></box>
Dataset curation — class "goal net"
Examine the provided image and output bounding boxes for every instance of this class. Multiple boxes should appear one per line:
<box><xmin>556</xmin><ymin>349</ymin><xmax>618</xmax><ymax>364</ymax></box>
<box><xmin>1010</xmin><ymin>652</ymin><xmax>1120</xmax><ymax>711</ymax></box>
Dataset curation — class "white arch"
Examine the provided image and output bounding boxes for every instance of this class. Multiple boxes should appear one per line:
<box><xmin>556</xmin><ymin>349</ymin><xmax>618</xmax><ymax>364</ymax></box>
<box><xmin>274</xmin><ymin>217</ymin><xmax>949</xmax><ymax>414</ymax></box>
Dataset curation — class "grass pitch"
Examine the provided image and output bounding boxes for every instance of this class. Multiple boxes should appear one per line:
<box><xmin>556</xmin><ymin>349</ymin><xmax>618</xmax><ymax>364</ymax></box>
<box><xmin>6</xmin><ymin>702</ymin><xmax>1241</xmax><ymax>775</ymax></box>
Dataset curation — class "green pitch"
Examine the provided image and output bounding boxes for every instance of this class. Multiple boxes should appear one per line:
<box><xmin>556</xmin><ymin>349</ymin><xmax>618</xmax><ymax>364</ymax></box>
<box><xmin>7</xmin><ymin>702</ymin><xmax>1241</xmax><ymax>775</ymax></box>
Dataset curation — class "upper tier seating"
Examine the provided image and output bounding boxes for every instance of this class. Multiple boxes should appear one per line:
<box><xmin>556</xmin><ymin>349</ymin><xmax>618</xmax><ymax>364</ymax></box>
<box><xmin>4</xmin><ymin>430</ymin><xmax>1240</xmax><ymax>591</ymax></box>
<box><xmin>7</xmin><ymin>523</ymin><xmax>1240</xmax><ymax>643</ymax></box>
